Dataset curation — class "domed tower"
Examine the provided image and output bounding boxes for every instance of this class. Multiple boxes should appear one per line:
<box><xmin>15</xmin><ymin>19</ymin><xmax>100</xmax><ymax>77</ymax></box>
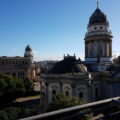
<box><xmin>84</xmin><ymin>3</ymin><xmax>113</xmax><ymax>64</ymax></box>
<box><xmin>24</xmin><ymin>45</ymin><xmax>33</xmax><ymax>62</ymax></box>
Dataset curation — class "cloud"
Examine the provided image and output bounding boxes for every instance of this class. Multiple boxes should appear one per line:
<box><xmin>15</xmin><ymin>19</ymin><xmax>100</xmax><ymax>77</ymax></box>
<box><xmin>11</xmin><ymin>48</ymin><xmax>18</xmax><ymax>51</ymax></box>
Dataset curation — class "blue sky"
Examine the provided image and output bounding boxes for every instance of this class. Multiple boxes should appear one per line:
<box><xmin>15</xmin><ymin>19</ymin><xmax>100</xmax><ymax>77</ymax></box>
<box><xmin>0</xmin><ymin>0</ymin><xmax>120</xmax><ymax>61</ymax></box>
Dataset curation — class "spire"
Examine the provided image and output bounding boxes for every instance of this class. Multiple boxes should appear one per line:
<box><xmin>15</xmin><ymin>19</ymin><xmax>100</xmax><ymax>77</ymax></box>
<box><xmin>97</xmin><ymin>1</ymin><xmax>99</xmax><ymax>9</ymax></box>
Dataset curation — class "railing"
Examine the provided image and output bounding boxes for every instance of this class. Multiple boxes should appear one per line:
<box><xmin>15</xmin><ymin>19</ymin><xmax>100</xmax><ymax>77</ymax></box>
<box><xmin>20</xmin><ymin>97</ymin><xmax>120</xmax><ymax>120</ymax></box>
<box><xmin>85</xmin><ymin>30</ymin><xmax>112</xmax><ymax>37</ymax></box>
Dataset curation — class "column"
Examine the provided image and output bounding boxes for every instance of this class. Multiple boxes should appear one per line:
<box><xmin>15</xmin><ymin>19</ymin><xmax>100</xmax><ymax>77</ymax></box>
<box><xmin>104</xmin><ymin>41</ymin><xmax>107</xmax><ymax>57</ymax></box>
<box><xmin>109</xmin><ymin>41</ymin><xmax>112</xmax><ymax>57</ymax></box>
<box><xmin>107</xmin><ymin>41</ymin><xmax>109</xmax><ymax>57</ymax></box>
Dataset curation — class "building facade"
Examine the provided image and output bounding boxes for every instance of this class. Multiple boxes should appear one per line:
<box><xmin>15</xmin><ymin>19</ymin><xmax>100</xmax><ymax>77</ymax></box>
<box><xmin>40</xmin><ymin>4</ymin><xmax>120</xmax><ymax>110</ymax></box>
<box><xmin>84</xmin><ymin>5</ymin><xmax>113</xmax><ymax>65</ymax></box>
<box><xmin>0</xmin><ymin>45</ymin><xmax>37</xmax><ymax>80</ymax></box>
<box><xmin>40</xmin><ymin>55</ymin><xmax>103</xmax><ymax>109</ymax></box>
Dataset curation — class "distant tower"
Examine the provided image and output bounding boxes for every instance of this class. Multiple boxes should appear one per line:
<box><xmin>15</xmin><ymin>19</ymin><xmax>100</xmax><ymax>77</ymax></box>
<box><xmin>84</xmin><ymin>3</ymin><xmax>113</xmax><ymax>64</ymax></box>
<box><xmin>24</xmin><ymin>45</ymin><xmax>33</xmax><ymax>62</ymax></box>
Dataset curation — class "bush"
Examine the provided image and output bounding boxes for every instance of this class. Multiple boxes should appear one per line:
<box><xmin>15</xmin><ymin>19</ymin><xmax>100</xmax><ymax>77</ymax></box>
<box><xmin>0</xmin><ymin>110</ymin><xmax>8</xmax><ymax>120</ymax></box>
<box><xmin>47</xmin><ymin>94</ymin><xmax>93</xmax><ymax>120</ymax></box>
<box><xmin>0</xmin><ymin>74</ymin><xmax>25</xmax><ymax>105</ymax></box>
<box><xmin>23</xmin><ymin>78</ymin><xmax>34</xmax><ymax>96</ymax></box>
<box><xmin>4</xmin><ymin>107</ymin><xmax>20</xmax><ymax>120</ymax></box>
<box><xmin>0</xmin><ymin>106</ymin><xmax>37</xmax><ymax>120</ymax></box>
<box><xmin>47</xmin><ymin>94</ymin><xmax>85</xmax><ymax>111</ymax></box>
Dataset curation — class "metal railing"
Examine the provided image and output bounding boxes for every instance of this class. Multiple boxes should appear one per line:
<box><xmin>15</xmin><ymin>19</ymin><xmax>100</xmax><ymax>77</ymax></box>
<box><xmin>20</xmin><ymin>96</ymin><xmax>120</xmax><ymax>120</ymax></box>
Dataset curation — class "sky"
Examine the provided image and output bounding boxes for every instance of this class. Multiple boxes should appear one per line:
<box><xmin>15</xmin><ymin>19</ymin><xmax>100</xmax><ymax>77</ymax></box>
<box><xmin>0</xmin><ymin>0</ymin><xmax>120</xmax><ymax>61</ymax></box>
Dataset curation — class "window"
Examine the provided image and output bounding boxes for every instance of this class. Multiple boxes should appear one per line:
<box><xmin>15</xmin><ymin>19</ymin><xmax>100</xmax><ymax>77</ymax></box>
<box><xmin>100</xmin><ymin>26</ymin><xmax>103</xmax><ymax>29</ymax></box>
<box><xmin>95</xmin><ymin>88</ymin><xmax>98</xmax><ymax>97</ymax></box>
<box><xmin>18</xmin><ymin>72</ymin><xmax>21</xmax><ymax>77</ymax></box>
<box><xmin>66</xmin><ymin>91</ymin><xmax>69</xmax><ymax>97</ymax></box>
<box><xmin>22</xmin><ymin>61</ymin><xmax>24</xmax><ymax>64</ymax></box>
<box><xmin>79</xmin><ymin>92</ymin><xmax>83</xmax><ymax>99</ymax></box>
<box><xmin>52</xmin><ymin>90</ymin><xmax>56</xmax><ymax>96</ymax></box>
<box><xmin>52</xmin><ymin>90</ymin><xmax>56</xmax><ymax>99</ymax></box>
<box><xmin>25</xmin><ymin>61</ymin><xmax>28</xmax><ymax>65</ymax></box>
<box><xmin>12</xmin><ymin>73</ymin><xmax>16</xmax><ymax>77</ymax></box>
<box><xmin>100</xmin><ymin>50</ymin><xmax>102</xmax><ymax>56</ymax></box>
<box><xmin>94</xmin><ymin>27</ymin><xmax>97</xmax><ymax>30</ymax></box>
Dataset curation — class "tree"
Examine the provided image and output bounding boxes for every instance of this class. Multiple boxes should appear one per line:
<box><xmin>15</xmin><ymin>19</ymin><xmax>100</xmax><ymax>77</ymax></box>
<box><xmin>47</xmin><ymin>94</ymin><xmax>92</xmax><ymax>120</ymax></box>
<box><xmin>0</xmin><ymin>110</ymin><xmax>8</xmax><ymax>120</ymax></box>
<box><xmin>0</xmin><ymin>74</ymin><xmax>25</xmax><ymax>105</ymax></box>
<box><xmin>23</xmin><ymin>78</ymin><xmax>34</xmax><ymax>96</ymax></box>
<box><xmin>0</xmin><ymin>106</ymin><xmax>37</xmax><ymax>120</ymax></box>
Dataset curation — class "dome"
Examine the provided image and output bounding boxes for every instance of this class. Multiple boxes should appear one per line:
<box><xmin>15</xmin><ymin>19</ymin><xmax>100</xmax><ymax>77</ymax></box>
<box><xmin>25</xmin><ymin>45</ymin><xmax>32</xmax><ymax>51</ymax></box>
<box><xmin>49</xmin><ymin>55</ymin><xmax>87</xmax><ymax>74</ymax></box>
<box><xmin>88</xmin><ymin>8</ymin><xmax>109</xmax><ymax>27</ymax></box>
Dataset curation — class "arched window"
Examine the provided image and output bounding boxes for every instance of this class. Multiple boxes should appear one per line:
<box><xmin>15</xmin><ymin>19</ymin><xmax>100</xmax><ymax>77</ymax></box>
<box><xmin>52</xmin><ymin>90</ymin><xmax>56</xmax><ymax>96</ymax></box>
<box><xmin>79</xmin><ymin>92</ymin><xmax>83</xmax><ymax>99</ymax></box>
<box><xmin>100</xmin><ymin>26</ymin><xmax>103</xmax><ymax>29</ymax></box>
<box><xmin>65</xmin><ymin>91</ymin><xmax>69</xmax><ymax>97</ymax></box>
<box><xmin>22</xmin><ymin>61</ymin><xmax>24</xmax><ymax>64</ymax></box>
<box><xmin>95</xmin><ymin>88</ymin><xmax>98</xmax><ymax>97</ymax></box>
<box><xmin>52</xmin><ymin>90</ymin><xmax>56</xmax><ymax>100</ymax></box>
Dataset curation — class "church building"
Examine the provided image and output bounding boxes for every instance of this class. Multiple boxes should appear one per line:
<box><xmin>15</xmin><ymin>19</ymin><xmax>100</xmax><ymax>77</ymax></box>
<box><xmin>40</xmin><ymin>3</ymin><xmax>120</xmax><ymax>110</ymax></box>
<box><xmin>84</xmin><ymin>3</ymin><xmax>113</xmax><ymax>71</ymax></box>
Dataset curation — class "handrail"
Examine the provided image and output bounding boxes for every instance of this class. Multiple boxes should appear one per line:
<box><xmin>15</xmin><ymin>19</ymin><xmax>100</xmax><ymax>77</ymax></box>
<box><xmin>19</xmin><ymin>96</ymin><xmax>120</xmax><ymax>120</ymax></box>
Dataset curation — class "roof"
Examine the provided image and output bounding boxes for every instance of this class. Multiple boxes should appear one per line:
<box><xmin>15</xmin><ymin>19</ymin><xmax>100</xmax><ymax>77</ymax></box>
<box><xmin>25</xmin><ymin>45</ymin><xmax>32</xmax><ymax>51</ymax></box>
<box><xmin>88</xmin><ymin>7</ymin><xmax>109</xmax><ymax>27</ymax></box>
<box><xmin>49</xmin><ymin>55</ymin><xmax>87</xmax><ymax>74</ymax></box>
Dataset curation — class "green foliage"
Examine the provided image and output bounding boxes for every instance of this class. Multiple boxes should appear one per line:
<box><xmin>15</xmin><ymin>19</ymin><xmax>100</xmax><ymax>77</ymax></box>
<box><xmin>4</xmin><ymin>107</ymin><xmax>20</xmax><ymax>120</ymax></box>
<box><xmin>0</xmin><ymin>106</ymin><xmax>37</xmax><ymax>120</ymax></box>
<box><xmin>47</xmin><ymin>94</ymin><xmax>93</xmax><ymax>120</ymax></box>
<box><xmin>0</xmin><ymin>74</ymin><xmax>25</xmax><ymax>104</ymax></box>
<box><xmin>0</xmin><ymin>73</ymin><xmax>36</xmax><ymax>105</ymax></box>
<box><xmin>23</xmin><ymin>78</ymin><xmax>34</xmax><ymax>95</ymax></box>
<box><xmin>0</xmin><ymin>110</ymin><xmax>8</xmax><ymax>120</ymax></box>
<box><xmin>0</xmin><ymin>74</ymin><xmax>37</xmax><ymax>119</ymax></box>
<box><xmin>47</xmin><ymin>94</ymin><xmax>85</xmax><ymax>111</ymax></box>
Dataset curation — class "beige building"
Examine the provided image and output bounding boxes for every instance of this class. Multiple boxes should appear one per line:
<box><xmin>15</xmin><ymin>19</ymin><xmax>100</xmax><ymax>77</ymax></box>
<box><xmin>0</xmin><ymin>45</ymin><xmax>37</xmax><ymax>80</ymax></box>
